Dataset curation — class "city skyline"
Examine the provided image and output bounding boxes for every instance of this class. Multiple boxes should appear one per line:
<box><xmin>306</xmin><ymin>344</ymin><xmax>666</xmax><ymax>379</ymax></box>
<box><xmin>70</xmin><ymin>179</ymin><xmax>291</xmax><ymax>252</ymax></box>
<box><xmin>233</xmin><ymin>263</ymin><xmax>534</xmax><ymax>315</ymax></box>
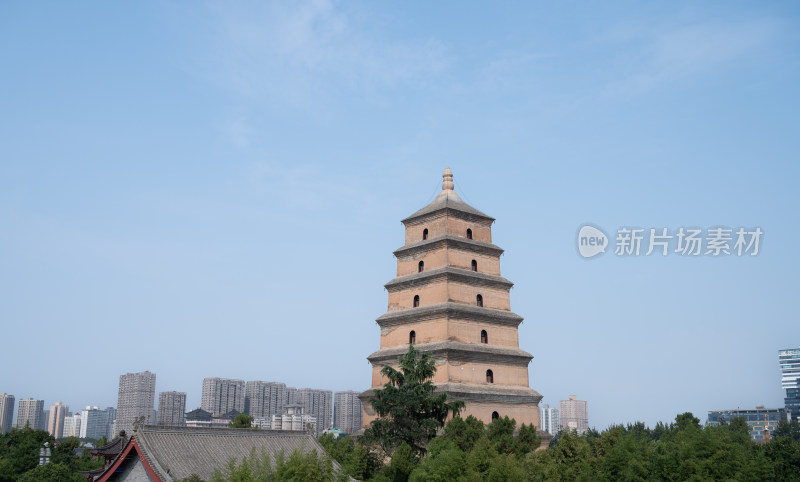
<box><xmin>1</xmin><ymin>2</ymin><xmax>798</xmax><ymax>430</ymax></box>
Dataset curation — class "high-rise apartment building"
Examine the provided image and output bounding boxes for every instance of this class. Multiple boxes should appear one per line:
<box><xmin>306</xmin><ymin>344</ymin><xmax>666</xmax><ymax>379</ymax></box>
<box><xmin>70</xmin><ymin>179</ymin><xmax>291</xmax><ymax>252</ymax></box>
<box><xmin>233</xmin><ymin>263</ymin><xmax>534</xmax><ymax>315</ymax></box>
<box><xmin>157</xmin><ymin>391</ymin><xmax>187</xmax><ymax>426</ymax></box>
<box><xmin>245</xmin><ymin>382</ymin><xmax>286</xmax><ymax>419</ymax></box>
<box><xmin>201</xmin><ymin>378</ymin><xmax>245</xmax><ymax>416</ymax></box>
<box><xmin>559</xmin><ymin>395</ymin><xmax>588</xmax><ymax>435</ymax></box>
<box><xmin>361</xmin><ymin>169</ymin><xmax>543</xmax><ymax>429</ymax></box>
<box><xmin>779</xmin><ymin>346</ymin><xmax>800</xmax><ymax>421</ymax></box>
<box><xmin>80</xmin><ymin>406</ymin><xmax>115</xmax><ymax>440</ymax></box>
<box><xmin>116</xmin><ymin>371</ymin><xmax>156</xmax><ymax>435</ymax></box>
<box><xmin>62</xmin><ymin>412</ymin><xmax>82</xmax><ymax>438</ymax></box>
<box><xmin>333</xmin><ymin>391</ymin><xmax>362</xmax><ymax>434</ymax></box>
<box><xmin>47</xmin><ymin>402</ymin><xmax>68</xmax><ymax>439</ymax></box>
<box><xmin>285</xmin><ymin>387</ymin><xmax>299</xmax><ymax>406</ymax></box>
<box><xmin>15</xmin><ymin>398</ymin><xmax>44</xmax><ymax>430</ymax></box>
<box><xmin>297</xmin><ymin>389</ymin><xmax>332</xmax><ymax>436</ymax></box>
<box><xmin>0</xmin><ymin>393</ymin><xmax>15</xmax><ymax>434</ymax></box>
<box><xmin>539</xmin><ymin>403</ymin><xmax>560</xmax><ymax>435</ymax></box>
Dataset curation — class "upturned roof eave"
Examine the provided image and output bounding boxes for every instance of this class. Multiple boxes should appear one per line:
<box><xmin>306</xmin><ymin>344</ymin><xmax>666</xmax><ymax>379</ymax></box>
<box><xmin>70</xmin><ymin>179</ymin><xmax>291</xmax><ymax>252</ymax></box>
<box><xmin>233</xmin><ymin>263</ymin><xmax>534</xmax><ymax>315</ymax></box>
<box><xmin>392</xmin><ymin>235</ymin><xmax>504</xmax><ymax>257</ymax></box>
<box><xmin>384</xmin><ymin>266</ymin><xmax>514</xmax><ymax>290</ymax></box>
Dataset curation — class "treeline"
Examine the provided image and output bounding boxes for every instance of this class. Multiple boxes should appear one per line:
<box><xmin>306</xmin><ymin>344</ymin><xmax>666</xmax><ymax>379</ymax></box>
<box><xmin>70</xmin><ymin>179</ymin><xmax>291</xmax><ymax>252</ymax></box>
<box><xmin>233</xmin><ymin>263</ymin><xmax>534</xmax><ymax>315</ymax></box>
<box><xmin>211</xmin><ymin>415</ymin><xmax>800</xmax><ymax>481</ymax></box>
<box><xmin>322</xmin><ymin>415</ymin><xmax>800</xmax><ymax>481</ymax></box>
<box><xmin>0</xmin><ymin>428</ymin><xmax>104</xmax><ymax>482</ymax></box>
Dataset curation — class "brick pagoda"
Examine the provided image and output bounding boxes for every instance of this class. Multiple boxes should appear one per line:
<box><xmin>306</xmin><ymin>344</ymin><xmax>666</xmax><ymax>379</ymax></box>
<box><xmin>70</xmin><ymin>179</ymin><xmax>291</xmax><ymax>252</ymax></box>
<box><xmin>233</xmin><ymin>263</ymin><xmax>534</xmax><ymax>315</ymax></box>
<box><xmin>360</xmin><ymin>168</ymin><xmax>543</xmax><ymax>428</ymax></box>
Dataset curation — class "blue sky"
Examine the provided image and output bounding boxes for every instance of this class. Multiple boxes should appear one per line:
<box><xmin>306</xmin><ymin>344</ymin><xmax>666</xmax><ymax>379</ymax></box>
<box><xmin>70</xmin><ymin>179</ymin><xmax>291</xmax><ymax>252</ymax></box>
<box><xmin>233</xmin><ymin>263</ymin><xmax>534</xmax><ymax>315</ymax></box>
<box><xmin>1</xmin><ymin>1</ymin><xmax>798</xmax><ymax>429</ymax></box>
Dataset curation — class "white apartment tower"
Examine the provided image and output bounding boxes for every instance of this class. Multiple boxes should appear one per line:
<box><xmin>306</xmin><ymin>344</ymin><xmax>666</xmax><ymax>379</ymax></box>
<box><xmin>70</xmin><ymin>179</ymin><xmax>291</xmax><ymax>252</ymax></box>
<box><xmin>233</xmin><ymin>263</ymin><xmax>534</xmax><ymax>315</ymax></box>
<box><xmin>201</xmin><ymin>378</ymin><xmax>245</xmax><ymax>416</ymax></box>
<box><xmin>333</xmin><ymin>391</ymin><xmax>363</xmax><ymax>434</ymax></box>
<box><xmin>539</xmin><ymin>403</ymin><xmax>560</xmax><ymax>435</ymax></box>
<box><xmin>15</xmin><ymin>398</ymin><xmax>44</xmax><ymax>430</ymax></box>
<box><xmin>116</xmin><ymin>371</ymin><xmax>156</xmax><ymax>435</ymax></box>
<box><xmin>157</xmin><ymin>391</ymin><xmax>187</xmax><ymax>426</ymax></box>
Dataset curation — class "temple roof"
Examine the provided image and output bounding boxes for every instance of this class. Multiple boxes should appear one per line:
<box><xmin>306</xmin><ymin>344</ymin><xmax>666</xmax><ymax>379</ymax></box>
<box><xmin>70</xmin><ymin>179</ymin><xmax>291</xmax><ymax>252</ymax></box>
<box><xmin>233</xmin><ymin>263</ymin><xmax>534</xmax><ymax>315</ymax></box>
<box><xmin>402</xmin><ymin>168</ymin><xmax>494</xmax><ymax>224</ymax></box>
<box><xmin>89</xmin><ymin>432</ymin><xmax>127</xmax><ymax>457</ymax></box>
<box><xmin>95</xmin><ymin>425</ymin><xmax>338</xmax><ymax>481</ymax></box>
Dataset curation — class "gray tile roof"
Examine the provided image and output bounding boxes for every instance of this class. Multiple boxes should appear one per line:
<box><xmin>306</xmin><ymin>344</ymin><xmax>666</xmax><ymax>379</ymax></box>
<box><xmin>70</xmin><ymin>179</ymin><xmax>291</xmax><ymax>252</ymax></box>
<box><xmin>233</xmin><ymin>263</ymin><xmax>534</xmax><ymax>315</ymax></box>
<box><xmin>402</xmin><ymin>190</ymin><xmax>494</xmax><ymax>223</ymax></box>
<box><xmin>128</xmin><ymin>425</ymin><xmax>338</xmax><ymax>481</ymax></box>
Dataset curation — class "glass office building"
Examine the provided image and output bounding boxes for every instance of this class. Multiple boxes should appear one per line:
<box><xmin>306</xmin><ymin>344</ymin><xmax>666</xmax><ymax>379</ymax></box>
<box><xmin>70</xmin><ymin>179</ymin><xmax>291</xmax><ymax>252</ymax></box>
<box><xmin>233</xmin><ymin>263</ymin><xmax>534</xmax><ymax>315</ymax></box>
<box><xmin>779</xmin><ymin>346</ymin><xmax>800</xmax><ymax>421</ymax></box>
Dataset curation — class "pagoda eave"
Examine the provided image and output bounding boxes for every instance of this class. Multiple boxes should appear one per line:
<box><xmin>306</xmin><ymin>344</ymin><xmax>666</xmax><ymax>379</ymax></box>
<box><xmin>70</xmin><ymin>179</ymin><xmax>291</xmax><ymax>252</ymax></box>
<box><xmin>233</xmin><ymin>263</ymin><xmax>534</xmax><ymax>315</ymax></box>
<box><xmin>393</xmin><ymin>235</ymin><xmax>504</xmax><ymax>258</ymax></box>
<box><xmin>384</xmin><ymin>267</ymin><xmax>514</xmax><ymax>291</ymax></box>
<box><xmin>376</xmin><ymin>302</ymin><xmax>524</xmax><ymax>327</ymax></box>
<box><xmin>367</xmin><ymin>341</ymin><xmax>533</xmax><ymax>366</ymax></box>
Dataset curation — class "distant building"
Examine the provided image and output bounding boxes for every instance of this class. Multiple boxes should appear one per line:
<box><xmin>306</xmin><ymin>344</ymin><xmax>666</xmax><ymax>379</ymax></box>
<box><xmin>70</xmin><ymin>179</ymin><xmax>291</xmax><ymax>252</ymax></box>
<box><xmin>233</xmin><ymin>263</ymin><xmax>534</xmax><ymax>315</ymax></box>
<box><xmin>16</xmin><ymin>398</ymin><xmax>44</xmax><ymax>430</ymax></box>
<box><xmin>245</xmin><ymin>381</ymin><xmax>286</xmax><ymax>419</ymax></box>
<box><xmin>116</xmin><ymin>371</ymin><xmax>157</xmax><ymax>435</ymax></box>
<box><xmin>780</xmin><ymin>346</ymin><xmax>800</xmax><ymax>421</ymax></box>
<box><xmin>297</xmin><ymin>388</ymin><xmax>332</xmax><ymax>436</ymax></box>
<box><xmin>185</xmin><ymin>408</ymin><xmax>212</xmax><ymax>428</ymax></box>
<box><xmin>47</xmin><ymin>402</ymin><xmax>68</xmax><ymax>439</ymax></box>
<box><xmin>333</xmin><ymin>391</ymin><xmax>362</xmax><ymax>434</ymax></box>
<box><xmin>539</xmin><ymin>403</ymin><xmax>559</xmax><ymax>435</ymax></box>
<box><xmin>271</xmin><ymin>403</ymin><xmax>316</xmax><ymax>433</ymax></box>
<box><xmin>559</xmin><ymin>395</ymin><xmax>588</xmax><ymax>435</ymax></box>
<box><xmin>63</xmin><ymin>412</ymin><xmax>82</xmax><ymax>438</ymax></box>
<box><xmin>285</xmin><ymin>387</ymin><xmax>298</xmax><ymax>406</ymax></box>
<box><xmin>707</xmin><ymin>406</ymin><xmax>790</xmax><ymax>443</ymax></box>
<box><xmin>80</xmin><ymin>406</ymin><xmax>115</xmax><ymax>440</ymax></box>
<box><xmin>0</xmin><ymin>393</ymin><xmax>15</xmax><ymax>434</ymax></box>
<box><xmin>201</xmin><ymin>378</ymin><xmax>245</xmax><ymax>416</ymax></box>
<box><xmin>157</xmin><ymin>391</ymin><xmax>187</xmax><ymax>426</ymax></box>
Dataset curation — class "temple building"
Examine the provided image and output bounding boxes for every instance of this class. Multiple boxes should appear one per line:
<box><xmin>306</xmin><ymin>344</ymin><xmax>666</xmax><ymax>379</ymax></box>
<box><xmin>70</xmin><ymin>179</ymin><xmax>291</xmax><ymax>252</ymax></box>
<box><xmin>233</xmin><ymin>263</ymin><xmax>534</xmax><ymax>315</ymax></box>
<box><xmin>361</xmin><ymin>168</ymin><xmax>543</xmax><ymax>428</ymax></box>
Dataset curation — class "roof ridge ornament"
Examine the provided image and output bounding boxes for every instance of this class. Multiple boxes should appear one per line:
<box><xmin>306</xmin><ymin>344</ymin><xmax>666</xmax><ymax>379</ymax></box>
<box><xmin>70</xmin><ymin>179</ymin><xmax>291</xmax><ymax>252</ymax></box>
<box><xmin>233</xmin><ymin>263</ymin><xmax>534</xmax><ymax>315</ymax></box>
<box><xmin>442</xmin><ymin>167</ymin><xmax>454</xmax><ymax>191</ymax></box>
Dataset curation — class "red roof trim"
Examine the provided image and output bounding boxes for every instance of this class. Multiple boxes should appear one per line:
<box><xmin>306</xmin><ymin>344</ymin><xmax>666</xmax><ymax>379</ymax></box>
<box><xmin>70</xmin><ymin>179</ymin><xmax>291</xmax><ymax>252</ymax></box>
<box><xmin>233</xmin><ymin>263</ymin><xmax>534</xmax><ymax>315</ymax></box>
<box><xmin>97</xmin><ymin>437</ymin><xmax>160</xmax><ymax>482</ymax></box>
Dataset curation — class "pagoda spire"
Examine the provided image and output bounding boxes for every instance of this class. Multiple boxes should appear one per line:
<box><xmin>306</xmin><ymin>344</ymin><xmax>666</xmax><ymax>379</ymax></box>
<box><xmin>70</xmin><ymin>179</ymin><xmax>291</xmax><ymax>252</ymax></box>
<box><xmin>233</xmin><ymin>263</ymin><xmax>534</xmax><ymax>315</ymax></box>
<box><xmin>442</xmin><ymin>167</ymin><xmax>454</xmax><ymax>191</ymax></box>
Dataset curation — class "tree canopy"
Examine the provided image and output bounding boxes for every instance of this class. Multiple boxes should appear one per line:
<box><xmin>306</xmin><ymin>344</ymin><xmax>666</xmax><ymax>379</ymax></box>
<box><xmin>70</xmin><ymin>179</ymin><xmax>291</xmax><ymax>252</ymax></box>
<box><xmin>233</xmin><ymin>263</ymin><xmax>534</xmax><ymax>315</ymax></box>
<box><xmin>361</xmin><ymin>344</ymin><xmax>464</xmax><ymax>457</ymax></box>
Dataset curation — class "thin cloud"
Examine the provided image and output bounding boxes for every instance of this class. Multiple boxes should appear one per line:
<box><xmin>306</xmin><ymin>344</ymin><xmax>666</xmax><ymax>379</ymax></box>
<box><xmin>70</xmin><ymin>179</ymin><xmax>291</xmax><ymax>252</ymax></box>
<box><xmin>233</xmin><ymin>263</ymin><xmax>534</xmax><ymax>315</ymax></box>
<box><xmin>603</xmin><ymin>18</ymin><xmax>779</xmax><ymax>97</ymax></box>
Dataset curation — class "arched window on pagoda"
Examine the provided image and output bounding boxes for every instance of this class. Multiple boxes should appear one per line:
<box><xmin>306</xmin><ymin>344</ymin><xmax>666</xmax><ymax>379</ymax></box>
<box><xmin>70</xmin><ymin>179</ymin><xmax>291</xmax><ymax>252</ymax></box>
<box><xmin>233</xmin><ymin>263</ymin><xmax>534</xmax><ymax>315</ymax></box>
<box><xmin>481</xmin><ymin>330</ymin><xmax>488</xmax><ymax>344</ymax></box>
<box><xmin>423</xmin><ymin>228</ymin><xmax>428</xmax><ymax>240</ymax></box>
<box><xmin>486</xmin><ymin>369</ymin><xmax>494</xmax><ymax>383</ymax></box>
<box><xmin>409</xmin><ymin>331</ymin><xmax>416</xmax><ymax>344</ymax></box>
<box><xmin>466</xmin><ymin>228</ymin><xmax>473</xmax><ymax>239</ymax></box>
<box><xmin>418</xmin><ymin>261</ymin><xmax>424</xmax><ymax>273</ymax></box>
<box><xmin>471</xmin><ymin>259</ymin><xmax>477</xmax><ymax>272</ymax></box>
<box><xmin>476</xmin><ymin>294</ymin><xmax>483</xmax><ymax>307</ymax></box>
<box><xmin>413</xmin><ymin>295</ymin><xmax>420</xmax><ymax>308</ymax></box>
<box><xmin>492</xmin><ymin>411</ymin><xmax>499</xmax><ymax>420</ymax></box>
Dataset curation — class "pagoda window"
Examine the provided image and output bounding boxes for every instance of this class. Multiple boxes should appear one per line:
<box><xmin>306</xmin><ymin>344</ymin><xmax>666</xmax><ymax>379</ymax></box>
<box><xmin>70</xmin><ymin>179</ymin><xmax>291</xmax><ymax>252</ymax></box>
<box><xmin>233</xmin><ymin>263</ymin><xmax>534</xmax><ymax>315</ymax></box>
<box><xmin>418</xmin><ymin>261</ymin><xmax>424</xmax><ymax>273</ymax></box>
<box><xmin>486</xmin><ymin>369</ymin><xmax>494</xmax><ymax>383</ymax></box>
<box><xmin>423</xmin><ymin>228</ymin><xmax>428</xmax><ymax>240</ymax></box>
<box><xmin>409</xmin><ymin>331</ymin><xmax>416</xmax><ymax>344</ymax></box>
<box><xmin>413</xmin><ymin>295</ymin><xmax>420</xmax><ymax>308</ymax></box>
<box><xmin>466</xmin><ymin>228</ymin><xmax>473</xmax><ymax>239</ymax></box>
<box><xmin>481</xmin><ymin>330</ymin><xmax>488</xmax><ymax>344</ymax></box>
<box><xmin>476</xmin><ymin>294</ymin><xmax>483</xmax><ymax>307</ymax></box>
<box><xmin>492</xmin><ymin>411</ymin><xmax>499</xmax><ymax>420</ymax></box>
<box><xmin>471</xmin><ymin>259</ymin><xmax>477</xmax><ymax>272</ymax></box>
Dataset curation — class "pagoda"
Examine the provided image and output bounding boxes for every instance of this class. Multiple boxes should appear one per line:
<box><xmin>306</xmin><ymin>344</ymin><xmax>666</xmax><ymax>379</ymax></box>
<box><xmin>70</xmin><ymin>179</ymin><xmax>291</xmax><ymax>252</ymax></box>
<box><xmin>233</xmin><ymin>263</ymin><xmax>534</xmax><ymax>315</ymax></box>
<box><xmin>360</xmin><ymin>168</ymin><xmax>543</xmax><ymax>429</ymax></box>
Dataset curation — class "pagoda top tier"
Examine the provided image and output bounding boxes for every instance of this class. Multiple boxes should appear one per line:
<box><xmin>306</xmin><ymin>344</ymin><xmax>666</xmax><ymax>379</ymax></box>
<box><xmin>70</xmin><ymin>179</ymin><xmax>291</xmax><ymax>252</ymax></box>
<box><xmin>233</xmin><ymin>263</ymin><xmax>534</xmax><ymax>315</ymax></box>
<box><xmin>402</xmin><ymin>167</ymin><xmax>495</xmax><ymax>224</ymax></box>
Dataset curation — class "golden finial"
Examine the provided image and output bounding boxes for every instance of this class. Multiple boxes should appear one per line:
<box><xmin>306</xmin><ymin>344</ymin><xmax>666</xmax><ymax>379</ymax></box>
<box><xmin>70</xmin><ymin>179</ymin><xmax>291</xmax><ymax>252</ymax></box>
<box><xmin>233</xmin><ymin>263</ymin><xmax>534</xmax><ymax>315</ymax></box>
<box><xmin>442</xmin><ymin>167</ymin><xmax>454</xmax><ymax>191</ymax></box>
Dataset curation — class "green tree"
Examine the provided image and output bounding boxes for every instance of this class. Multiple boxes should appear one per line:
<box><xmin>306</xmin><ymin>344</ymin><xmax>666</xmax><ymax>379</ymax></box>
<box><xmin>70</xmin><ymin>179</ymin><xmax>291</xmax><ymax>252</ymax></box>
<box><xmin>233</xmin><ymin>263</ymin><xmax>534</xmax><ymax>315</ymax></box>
<box><xmin>774</xmin><ymin>420</ymin><xmax>800</xmax><ymax>442</ymax></box>
<box><xmin>229</xmin><ymin>413</ymin><xmax>254</xmax><ymax>428</ymax></box>
<box><xmin>361</xmin><ymin>344</ymin><xmax>464</xmax><ymax>457</ymax></box>
<box><xmin>442</xmin><ymin>415</ymin><xmax>485</xmax><ymax>452</ymax></box>
<box><xmin>210</xmin><ymin>447</ymin><xmax>343</xmax><ymax>482</ymax></box>
<box><xmin>0</xmin><ymin>428</ymin><xmax>54</xmax><ymax>481</ymax></box>
<box><xmin>16</xmin><ymin>462</ymin><xmax>85</xmax><ymax>482</ymax></box>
